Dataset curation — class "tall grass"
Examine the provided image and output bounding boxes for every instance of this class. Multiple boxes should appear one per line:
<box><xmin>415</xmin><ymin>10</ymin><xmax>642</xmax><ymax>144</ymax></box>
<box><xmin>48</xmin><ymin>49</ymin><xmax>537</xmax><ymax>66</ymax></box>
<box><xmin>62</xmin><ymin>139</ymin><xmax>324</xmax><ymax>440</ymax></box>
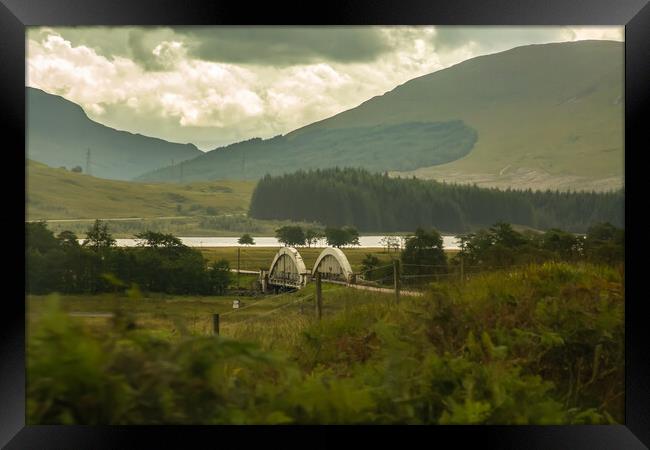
<box><xmin>27</xmin><ymin>262</ymin><xmax>623</xmax><ymax>424</ymax></box>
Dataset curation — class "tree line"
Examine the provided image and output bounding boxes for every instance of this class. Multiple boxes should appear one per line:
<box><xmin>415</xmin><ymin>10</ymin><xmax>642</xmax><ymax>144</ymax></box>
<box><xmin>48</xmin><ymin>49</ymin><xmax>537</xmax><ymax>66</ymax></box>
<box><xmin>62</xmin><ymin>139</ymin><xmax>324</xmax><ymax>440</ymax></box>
<box><xmin>248</xmin><ymin>168</ymin><xmax>624</xmax><ymax>233</ymax></box>
<box><xmin>26</xmin><ymin>221</ymin><xmax>231</xmax><ymax>295</ymax></box>
<box><xmin>274</xmin><ymin>225</ymin><xmax>360</xmax><ymax>248</ymax></box>
<box><xmin>359</xmin><ymin>222</ymin><xmax>624</xmax><ymax>282</ymax></box>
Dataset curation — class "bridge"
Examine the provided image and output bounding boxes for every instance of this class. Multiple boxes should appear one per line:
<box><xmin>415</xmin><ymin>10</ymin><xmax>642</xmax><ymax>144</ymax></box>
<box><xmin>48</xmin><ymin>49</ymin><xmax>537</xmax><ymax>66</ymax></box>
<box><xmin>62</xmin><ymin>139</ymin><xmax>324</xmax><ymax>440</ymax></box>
<box><xmin>311</xmin><ymin>247</ymin><xmax>355</xmax><ymax>284</ymax></box>
<box><xmin>262</xmin><ymin>246</ymin><xmax>310</xmax><ymax>291</ymax></box>
<box><xmin>258</xmin><ymin>246</ymin><xmax>424</xmax><ymax>296</ymax></box>
<box><xmin>259</xmin><ymin>246</ymin><xmax>355</xmax><ymax>292</ymax></box>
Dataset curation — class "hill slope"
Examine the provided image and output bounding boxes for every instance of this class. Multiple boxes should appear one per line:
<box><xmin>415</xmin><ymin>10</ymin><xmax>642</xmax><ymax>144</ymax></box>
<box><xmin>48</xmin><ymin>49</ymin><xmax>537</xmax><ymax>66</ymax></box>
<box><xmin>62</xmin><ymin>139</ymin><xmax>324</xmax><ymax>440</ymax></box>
<box><xmin>26</xmin><ymin>160</ymin><xmax>254</xmax><ymax>220</ymax></box>
<box><xmin>27</xmin><ymin>87</ymin><xmax>203</xmax><ymax>180</ymax></box>
<box><xmin>294</xmin><ymin>40</ymin><xmax>624</xmax><ymax>191</ymax></box>
<box><xmin>139</xmin><ymin>40</ymin><xmax>623</xmax><ymax>191</ymax></box>
<box><xmin>138</xmin><ymin>120</ymin><xmax>478</xmax><ymax>181</ymax></box>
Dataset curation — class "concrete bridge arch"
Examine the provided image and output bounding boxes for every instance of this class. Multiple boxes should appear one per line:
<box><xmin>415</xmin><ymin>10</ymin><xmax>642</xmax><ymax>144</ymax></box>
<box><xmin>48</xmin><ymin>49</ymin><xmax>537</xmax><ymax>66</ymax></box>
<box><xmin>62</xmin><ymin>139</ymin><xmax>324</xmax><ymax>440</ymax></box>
<box><xmin>267</xmin><ymin>246</ymin><xmax>309</xmax><ymax>289</ymax></box>
<box><xmin>312</xmin><ymin>247</ymin><xmax>354</xmax><ymax>283</ymax></box>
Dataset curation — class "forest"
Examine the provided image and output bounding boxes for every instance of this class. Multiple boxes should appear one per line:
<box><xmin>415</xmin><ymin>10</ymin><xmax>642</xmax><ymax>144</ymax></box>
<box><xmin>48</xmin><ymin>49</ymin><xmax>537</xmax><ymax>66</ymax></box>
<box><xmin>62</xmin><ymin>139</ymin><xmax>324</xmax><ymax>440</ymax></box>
<box><xmin>248</xmin><ymin>168</ymin><xmax>624</xmax><ymax>233</ymax></box>
<box><xmin>26</xmin><ymin>221</ymin><xmax>231</xmax><ymax>295</ymax></box>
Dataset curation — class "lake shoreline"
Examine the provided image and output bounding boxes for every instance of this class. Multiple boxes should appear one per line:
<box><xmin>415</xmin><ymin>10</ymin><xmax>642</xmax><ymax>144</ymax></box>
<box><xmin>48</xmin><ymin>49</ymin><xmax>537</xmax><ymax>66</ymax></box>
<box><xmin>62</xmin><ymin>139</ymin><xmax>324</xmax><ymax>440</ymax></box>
<box><xmin>79</xmin><ymin>235</ymin><xmax>462</xmax><ymax>250</ymax></box>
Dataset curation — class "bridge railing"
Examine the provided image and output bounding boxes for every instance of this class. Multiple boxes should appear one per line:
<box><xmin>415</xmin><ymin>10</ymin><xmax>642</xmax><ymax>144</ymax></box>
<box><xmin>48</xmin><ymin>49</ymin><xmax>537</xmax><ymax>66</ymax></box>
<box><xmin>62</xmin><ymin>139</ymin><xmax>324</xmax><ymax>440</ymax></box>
<box><xmin>311</xmin><ymin>271</ymin><xmax>348</xmax><ymax>283</ymax></box>
<box><xmin>268</xmin><ymin>272</ymin><xmax>304</xmax><ymax>286</ymax></box>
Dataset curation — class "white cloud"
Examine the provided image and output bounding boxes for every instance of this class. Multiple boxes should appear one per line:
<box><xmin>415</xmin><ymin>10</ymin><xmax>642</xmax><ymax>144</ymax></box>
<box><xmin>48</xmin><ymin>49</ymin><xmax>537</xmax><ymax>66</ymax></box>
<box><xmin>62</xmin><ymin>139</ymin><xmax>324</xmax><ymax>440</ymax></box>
<box><xmin>26</xmin><ymin>26</ymin><xmax>623</xmax><ymax>150</ymax></box>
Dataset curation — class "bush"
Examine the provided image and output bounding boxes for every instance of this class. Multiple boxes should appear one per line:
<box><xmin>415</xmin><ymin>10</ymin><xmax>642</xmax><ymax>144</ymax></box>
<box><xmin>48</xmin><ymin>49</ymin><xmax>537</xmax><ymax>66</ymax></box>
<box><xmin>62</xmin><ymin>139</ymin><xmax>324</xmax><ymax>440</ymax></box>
<box><xmin>26</xmin><ymin>223</ymin><xmax>230</xmax><ymax>296</ymax></box>
<box><xmin>27</xmin><ymin>262</ymin><xmax>623</xmax><ymax>424</ymax></box>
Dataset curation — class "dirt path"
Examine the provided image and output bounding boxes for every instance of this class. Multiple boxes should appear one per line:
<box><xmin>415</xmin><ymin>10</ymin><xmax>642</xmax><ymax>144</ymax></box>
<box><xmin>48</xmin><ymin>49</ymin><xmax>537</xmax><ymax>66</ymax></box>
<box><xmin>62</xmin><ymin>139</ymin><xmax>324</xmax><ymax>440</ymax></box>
<box><xmin>322</xmin><ymin>279</ymin><xmax>423</xmax><ymax>297</ymax></box>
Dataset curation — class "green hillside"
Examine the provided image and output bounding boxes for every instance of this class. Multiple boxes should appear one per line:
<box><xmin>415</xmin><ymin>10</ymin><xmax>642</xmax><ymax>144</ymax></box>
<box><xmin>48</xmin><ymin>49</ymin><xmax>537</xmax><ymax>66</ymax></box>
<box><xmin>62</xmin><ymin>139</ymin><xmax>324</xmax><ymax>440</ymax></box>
<box><xmin>26</xmin><ymin>160</ymin><xmax>254</xmax><ymax>220</ymax></box>
<box><xmin>137</xmin><ymin>120</ymin><xmax>477</xmax><ymax>181</ymax></box>
<box><xmin>27</xmin><ymin>87</ymin><xmax>202</xmax><ymax>180</ymax></box>
<box><xmin>139</xmin><ymin>40</ymin><xmax>623</xmax><ymax>191</ymax></box>
<box><xmin>294</xmin><ymin>40</ymin><xmax>624</xmax><ymax>191</ymax></box>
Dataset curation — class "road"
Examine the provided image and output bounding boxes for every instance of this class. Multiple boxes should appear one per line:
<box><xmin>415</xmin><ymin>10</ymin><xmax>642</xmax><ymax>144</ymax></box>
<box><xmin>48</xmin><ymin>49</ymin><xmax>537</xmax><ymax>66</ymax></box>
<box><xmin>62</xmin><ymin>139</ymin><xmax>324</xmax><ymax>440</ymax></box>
<box><xmin>230</xmin><ymin>269</ymin><xmax>261</xmax><ymax>275</ymax></box>
<box><xmin>321</xmin><ymin>279</ymin><xmax>424</xmax><ymax>297</ymax></box>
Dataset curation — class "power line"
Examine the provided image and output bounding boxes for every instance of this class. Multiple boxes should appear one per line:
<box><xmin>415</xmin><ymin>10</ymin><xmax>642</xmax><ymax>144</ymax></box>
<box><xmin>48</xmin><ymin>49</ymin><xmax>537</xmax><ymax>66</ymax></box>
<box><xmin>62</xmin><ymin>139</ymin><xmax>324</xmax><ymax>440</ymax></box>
<box><xmin>85</xmin><ymin>148</ymin><xmax>92</xmax><ymax>176</ymax></box>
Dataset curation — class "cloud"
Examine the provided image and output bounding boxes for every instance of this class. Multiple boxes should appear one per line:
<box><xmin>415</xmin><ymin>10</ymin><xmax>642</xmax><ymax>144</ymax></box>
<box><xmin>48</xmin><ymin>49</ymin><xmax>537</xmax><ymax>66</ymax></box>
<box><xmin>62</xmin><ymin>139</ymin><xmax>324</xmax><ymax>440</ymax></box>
<box><xmin>163</xmin><ymin>26</ymin><xmax>394</xmax><ymax>66</ymax></box>
<box><xmin>26</xmin><ymin>26</ymin><xmax>623</xmax><ymax>150</ymax></box>
<box><xmin>430</xmin><ymin>26</ymin><xmax>623</xmax><ymax>64</ymax></box>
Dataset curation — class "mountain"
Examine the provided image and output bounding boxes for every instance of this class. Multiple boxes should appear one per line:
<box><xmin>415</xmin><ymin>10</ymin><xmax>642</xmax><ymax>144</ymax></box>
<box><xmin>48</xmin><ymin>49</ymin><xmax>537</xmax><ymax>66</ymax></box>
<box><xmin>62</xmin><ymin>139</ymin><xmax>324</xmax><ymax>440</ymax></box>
<box><xmin>27</xmin><ymin>87</ymin><xmax>202</xmax><ymax>180</ymax></box>
<box><xmin>26</xmin><ymin>159</ymin><xmax>254</xmax><ymax>220</ymax></box>
<box><xmin>138</xmin><ymin>40</ymin><xmax>623</xmax><ymax>191</ymax></box>
<box><xmin>138</xmin><ymin>120</ymin><xmax>477</xmax><ymax>182</ymax></box>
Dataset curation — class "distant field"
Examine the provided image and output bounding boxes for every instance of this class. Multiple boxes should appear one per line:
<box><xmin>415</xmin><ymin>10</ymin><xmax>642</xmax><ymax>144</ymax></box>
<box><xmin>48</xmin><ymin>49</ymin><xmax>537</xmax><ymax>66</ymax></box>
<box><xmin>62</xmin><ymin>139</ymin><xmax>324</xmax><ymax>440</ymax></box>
<box><xmin>201</xmin><ymin>247</ymin><xmax>398</xmax><ymax>272</ymax></box>
<box><xmin>38</xmin><ymin>216</ymin><xmax>324</xmax><ymax>239</ymax></box>
<box><xmin>26</xmin><ymin>160</ymin><xmax>255</xmax><ymax>220</ymax></box>
<box><xmin>200</xmin><ymin>246</ymin><xmax>457</xmax><ymax>272</ymax></box>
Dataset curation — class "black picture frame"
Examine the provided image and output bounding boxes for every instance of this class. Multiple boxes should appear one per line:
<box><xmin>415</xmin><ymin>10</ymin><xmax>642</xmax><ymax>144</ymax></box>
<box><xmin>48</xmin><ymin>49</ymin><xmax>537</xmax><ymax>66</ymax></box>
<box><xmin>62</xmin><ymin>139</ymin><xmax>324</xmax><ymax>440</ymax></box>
<box><xmin>2</xmin><ymin>1</ymin><xmax>648</xmax><ymax>447</ymax></box>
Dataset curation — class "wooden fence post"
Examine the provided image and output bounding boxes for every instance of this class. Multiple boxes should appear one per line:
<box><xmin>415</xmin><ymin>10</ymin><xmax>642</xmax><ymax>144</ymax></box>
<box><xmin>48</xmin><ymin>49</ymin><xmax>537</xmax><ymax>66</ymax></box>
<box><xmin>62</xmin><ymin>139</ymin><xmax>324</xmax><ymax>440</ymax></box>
<box><xmin>315</xmin><ymin>271</ymin><xmax>323</xmax><ymax>320</ymax></box>
<box><xmin>212</xmin><ymin>313</ymin><xmax>220</xmax><ymax>336</ymax></box>
<box><xmin>237</xmin><ymin>247</ymin><xmax>241</xmax><ymax>289</ymax></box>
<box><xmin>460</xmin><ymin>253</ymin><xmax>464</xmax><ymax>285</ymax></box>
<box><xmin>393</xmin><ymin>259</ymin><xmax>401</xmax><ymax>304</ymax></box>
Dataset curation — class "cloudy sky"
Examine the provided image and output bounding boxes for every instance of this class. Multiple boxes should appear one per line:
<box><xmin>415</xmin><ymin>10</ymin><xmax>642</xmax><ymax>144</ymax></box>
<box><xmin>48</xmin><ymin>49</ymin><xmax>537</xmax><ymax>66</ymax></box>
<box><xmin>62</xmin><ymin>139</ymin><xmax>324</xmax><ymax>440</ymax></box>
<box><xmin>27</xmin><ymin>26</ymin><xmax>623</xmax><ymax>150</ymax></box>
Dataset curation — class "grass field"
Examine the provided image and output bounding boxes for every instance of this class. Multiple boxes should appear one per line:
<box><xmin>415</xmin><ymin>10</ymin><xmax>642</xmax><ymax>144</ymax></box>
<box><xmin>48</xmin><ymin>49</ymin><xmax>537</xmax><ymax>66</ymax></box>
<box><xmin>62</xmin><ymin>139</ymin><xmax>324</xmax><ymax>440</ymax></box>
<box><xmin>38</xmin><ymin>216</ymin><xmax>325</xmax><ymax>239</ymax></box>
<box><xmin>26</xmin><ymin>160</ymin><xmax>255</xmax><ymax>220</ymax></box>
<box><xmin>27</xmin><ymin>282</ymin><xmax>367</xmax><ymax>352</ymax></box>
<box><xmin>200</xmin><ymin>247</ymin><xmax>403</xmax><ymax>272</ymax></box>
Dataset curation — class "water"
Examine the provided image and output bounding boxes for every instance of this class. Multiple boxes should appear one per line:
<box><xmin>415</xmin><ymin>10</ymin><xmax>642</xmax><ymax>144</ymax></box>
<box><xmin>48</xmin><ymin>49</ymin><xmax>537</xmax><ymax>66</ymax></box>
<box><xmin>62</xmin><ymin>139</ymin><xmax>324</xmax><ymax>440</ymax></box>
<box><xmin>93</xmin><ymin>235</ymin><xmax>462</xmax><ymax>249</ymax></box>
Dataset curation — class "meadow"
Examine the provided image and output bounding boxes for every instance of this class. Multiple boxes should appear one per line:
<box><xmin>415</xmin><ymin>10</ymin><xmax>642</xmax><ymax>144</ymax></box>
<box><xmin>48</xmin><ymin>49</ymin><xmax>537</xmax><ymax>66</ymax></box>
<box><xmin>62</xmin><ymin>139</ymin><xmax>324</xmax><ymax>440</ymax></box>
<box><xmin>199</xmin><ymin>246</ymin><xmax>406</xmax><ymax>272</ymax></box>
<box><xmin>38</xmin><ymin>216</ymin><xmax>325</xmax><ymax>239</ymax></box>
<box><xmin>26</xmin><ymin>159</ymin><xmax>255</xmax><ymax>220</ymax></box>
<box><xmin>26</xmin><ymin>261</ymin><xmax>623</xmax><ymax>425</ymax></box>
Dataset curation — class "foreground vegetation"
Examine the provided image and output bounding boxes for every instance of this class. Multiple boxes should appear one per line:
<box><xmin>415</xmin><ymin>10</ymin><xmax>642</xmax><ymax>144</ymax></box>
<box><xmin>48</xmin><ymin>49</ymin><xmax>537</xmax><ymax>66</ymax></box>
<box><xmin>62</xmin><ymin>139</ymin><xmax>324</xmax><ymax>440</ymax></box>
<box><xmin>25</xmin><ymin>218</ymin><xmax>625</xmax><ymax>424</ymax></box>
<box><xmin>27</xmin><ymin>262</ymin><xmax>623</xmax><ymax>424</ymax></box>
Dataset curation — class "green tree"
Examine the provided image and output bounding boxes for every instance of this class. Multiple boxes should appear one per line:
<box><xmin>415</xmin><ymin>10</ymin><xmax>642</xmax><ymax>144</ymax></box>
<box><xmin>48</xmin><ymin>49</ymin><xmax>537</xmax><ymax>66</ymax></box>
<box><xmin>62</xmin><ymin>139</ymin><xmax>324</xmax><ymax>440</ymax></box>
<box><xmin>401</xmin><ymin>228</ymin><xmax>447</xmax><ymax>275</ymax></box>
<box><xmin>360</xmin><ymin>253</ymin><xmax>391</xmax><ymax>281</ymax></box>
<box><xmin>304</xmin><ymin>228</ymin><xmax>323</xmax><ymax>248</ymax></box>
<box><xmin>80</xmin><ymin>221</ymin><xmax>116</xmax><ymax>293</ymax></box>
<box><xmin>361</xmin><ymin>254</ymin><xmax>380</xmax><ymax>273</ymax></box>
<box><xmin>57</xmin><ymin>231</ymin><xmax>83</xmax><ymax>293</ymax></box>
<box><xmin>541</xmin><ymin>229</ymin><xmax>581</xmax><ymax>260</ymax></box>
<box><xmin>490</xmin><ymin>222</ymin><xmax>526</xmax><ymax>248</ymax></box>
<box><xmin>208</xmin><ymin>259</ymin><xmax>231</xmax><ymax>295</ymax></box>
<box><xmin>380</xmin><ymin>236</ymin><xmax>401</xmax><ymax>253</ymax></box>
<box><xmin>57</xmin><ymin>230</ymin><xmax>80</xmax><ymax>249</ymax></box>
<box><xmin>134</xmin><ymin>231</ymin><xmax>188</xmax><ymax>261</ymax></box>
<box><xmin>275</xmin><ymin>226</ymin><xmax>305</xmax><ymax>247</ymax></box>
<box><xmin>584</xmin><ymin>223</ymin><xmax>624</xmax><ymax>265</ymax></box>
<box><xmin>26</xmin><ymin>221</ymin><xmax>59</xmax><ymax>253</ymax></box>
<box><xmin>135</xmin><ymin>231</ymin><xmax>184</xmax><ymax>249</ymax></box>
<box><xmin>324</xmin><ymin>226</ymin><xmax>360</xmax><ymax>248</ymax></box>
<box><xmin>83</xmin><ymin>220</ymin><xmax>116</xmax><ymax>251</ymax></box>
<box><xmin>343</xmin><ymin>226</ymin><xmax>360</xmax><ymax>247</ymax></box>
<box><xmin>238</xmin><ymin>234</ymin><xmax>255</xmax><ymax>246</ymax></box>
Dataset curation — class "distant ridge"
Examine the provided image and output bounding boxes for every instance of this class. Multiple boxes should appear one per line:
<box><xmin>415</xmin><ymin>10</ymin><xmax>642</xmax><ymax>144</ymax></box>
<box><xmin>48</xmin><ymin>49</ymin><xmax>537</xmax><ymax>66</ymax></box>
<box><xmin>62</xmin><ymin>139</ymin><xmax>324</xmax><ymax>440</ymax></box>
<box><xmin>27</xmin><ymin>87</ymin><xmax>202</xmax><ymax>180</ymax></box>
<box><xmin>138</xmin><ymin>40</ymin><xmax>623</xmax><ymax>191</ymax></box>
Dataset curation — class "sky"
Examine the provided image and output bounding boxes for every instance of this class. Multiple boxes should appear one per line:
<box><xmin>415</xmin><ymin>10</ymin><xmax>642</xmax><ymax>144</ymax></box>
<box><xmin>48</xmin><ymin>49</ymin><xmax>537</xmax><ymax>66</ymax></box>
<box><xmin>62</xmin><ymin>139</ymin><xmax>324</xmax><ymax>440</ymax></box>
<box><xmin>27</xmin><ymin>26</ymin><xmax>623</xmax><ymax>150</ymax></box>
